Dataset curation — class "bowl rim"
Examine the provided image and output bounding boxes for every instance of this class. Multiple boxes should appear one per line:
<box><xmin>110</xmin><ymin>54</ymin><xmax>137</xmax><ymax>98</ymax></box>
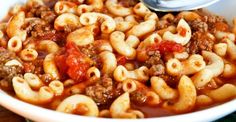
<box><xmin>0</xmin><ymin>89</ymin><xmax>235</xmax><ymax>122</ymax></box>
<box><xmin>0</xmin><ymin>0</ymin><xmax>235</xmax><ymax>121</ymax></box>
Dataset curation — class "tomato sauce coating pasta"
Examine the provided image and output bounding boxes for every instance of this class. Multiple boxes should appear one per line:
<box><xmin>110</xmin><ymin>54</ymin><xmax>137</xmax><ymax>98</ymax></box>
<box><xmin>0</xmin><ymin>0</ymin><xmax>235</xmax><ymax>119</ymax></box>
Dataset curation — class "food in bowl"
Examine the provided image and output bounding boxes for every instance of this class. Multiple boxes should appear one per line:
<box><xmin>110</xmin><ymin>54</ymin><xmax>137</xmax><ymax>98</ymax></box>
<box><xmin>0</xmin><ymin>0</ymin><xmax>235</xmax><ymax>119</ymax></box>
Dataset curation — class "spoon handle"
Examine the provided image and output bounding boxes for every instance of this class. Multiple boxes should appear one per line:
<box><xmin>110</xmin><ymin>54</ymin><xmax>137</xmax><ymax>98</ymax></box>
<box><xmin>158</xmin><ymin>0</ymin><xmax>198</xmax><ymax>8</ymax></box>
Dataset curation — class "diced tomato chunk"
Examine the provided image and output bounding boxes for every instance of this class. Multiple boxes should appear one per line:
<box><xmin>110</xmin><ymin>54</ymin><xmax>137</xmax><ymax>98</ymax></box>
<box><xmin>55</xmin><ymin>54</ymin><xmax>68</xmax><ymax>75</ymax></box>
<box><xmin>147</xmin><ymin>40</ymin><xmax>184</xmax><ymax>54</ymax></box>
<box><xmin>179</xmin><ymin>27</ymin><xmax>187</xmax><ymax>37</ymax></box>
<box><xmin>54</xmin><ymin>42</ymin><xmax>92</xmax><ymax>82</ymax></box>
<box><xmin>215</xmin><ymin>22</ymin><xmax>229</xmax><ymax>32</ymax></box>
<box><xmin>66</xmin><ymin>54</ymin><xmax>81</xmax><ymax>67</ymax></box>
<box><xmin>67</xmin><ymin>64</ymin><xmax>90</xmax><ymax>82</ymax></box>
<box><xmin>117</xmin><ymin>55</ymin><xmax>127</xmax><ymax>65</ymax></box>
<box><xmin>66</xmin><ymin>42</ymin><xmax>82</xmax><ymax>55</ymax></box>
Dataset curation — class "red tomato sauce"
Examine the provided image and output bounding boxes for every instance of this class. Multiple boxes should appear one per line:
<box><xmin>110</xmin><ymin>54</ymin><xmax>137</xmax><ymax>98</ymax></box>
<box><xmin>147</xmin><ymin>40</ymin><xmax>185</xmax><ymax>54</ymax></box>
<box><xmin>55</xmin><ymin>42</ymin><xmax>92</xmax><ymax>82</ymax></box>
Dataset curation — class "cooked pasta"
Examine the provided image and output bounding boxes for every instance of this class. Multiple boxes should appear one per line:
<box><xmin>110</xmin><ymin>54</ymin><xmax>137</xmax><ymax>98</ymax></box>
<box><xmin>0</xmin><ymin>0</ymin><xmax>235</xmax><ymax>119</ymax></box>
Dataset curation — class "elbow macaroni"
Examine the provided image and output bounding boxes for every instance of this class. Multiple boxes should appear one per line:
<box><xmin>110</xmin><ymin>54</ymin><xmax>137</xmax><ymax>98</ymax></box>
<box><xmin>110</xmin><ymin>31</ymin><xmax>136</xmax><ymax>59</ymax></box>
<box><xmin>202</xmin><ymin>51</ymin><xmax>224</xmax><ymax>77</ymax></box>
<box><xmin>163</xmin><ymin>75</ymin><xmax>196</xmax><ymax>113</ymax></box>
<box><xmin>181</xmin><ymin>54</ymin><xmax>206</xmax><ymax>75</ymax></box>
<box><xmin>43</xmin><ymin>53</ymin><xmax>60</xmax><ymax>80</ymax></box>
<box><xmin>6</xmin><ymin>11</ymin><xmax>26</xmax><ymax>41</ymax></box>
<box><xmin>125</xmin><ymin>35</ymin><xmax>140</xmax><ymax>48</ymax></box>
<box><xmin>49</xmin><ymin>80</ymin><xmax>64</xmax><ymax>96</ymax></box>
<box><xmin>146</xmin><ymin>91</ymin><xmax>161</xmax><ymax>106</ymax></box>
<box><xmin>225</xmin><ymin>38</ymin><xmax>236</xmax><ymax>60</ymax></box>
<box><xmin>19</xmin><ymin>48</ymin><xmax>38</xmax><ymax>61</ymax></box>
<box><xmin>54</xmin><ymin>13</ymin><xmax>81</xmax><ymax>31</ymax></box>
<box><xmin>206</xmin><ymin>84</ymin><xmax>236</xmax><ymax>102</ymax></box>
<box><xmin>133</xmin><ymin>2</ymin><xmax>151</xmax><ymax>17</ymax></box>
<box><xmin>122</xmin><ymin>79</ymin><xmax>137</xmax><ymax>93</ymax></box>
<box><xmin>127</xmin><ymin>19</ymin><xmax>156</xmax><ymax>37</ymax></box>
<box><xmin>86</xmin><ymin>67</ymin><xmax>101</xmax><ymax>79</ymax></box>
<box><xmin>80</xmin><ymin>12</ymin><xmax>116</xmax><ymax>33</ymax></box>
<box><xmin>110</xmin><ymin>92</ymin><xmax>144</xmax><ymax>118</ymax></box>
<box><xmin>163</xmin><ymin>19</ymin><xmax>191</xmax><ymax>45</ymax></box>
<box><xmin>7</xmin><ymin>36</ymin><xmax>22</xmax><ymax>52</ymax></box>
<box><xmin>176</xmin><ymin>11</ymin><xmax>201</xmax><ymax>21</ymax></box>
<box><xmin>26</xmin><ymin>0</ymin><xmax>44</xmax><ymax>7</ymax></box>
<box><xmin>5</xmin><ymin>59</ymin><xmax>23</xmax><ymax>67</ymax></box>
<box><xmin>215</xmin><ymin>31</ymin><xmax>235</xmax><ymax>41</ymax></box>
<box><xmin>196</xmin><ymin>95</ymin><xmax>213</xmax><ymax>107</ymax></box>
<box><xmin>56</xmin><ymin>94</ymin><xmax>99</xmax><ymax>116</ymax></box>
<box><xmin>86</xmin><ymin>0</ymin><xmax>103</xmax><ymax>12</ymax></box>
<box><xmin>192</xmin><ymin>69</ymin><xmax>214</xmax><ymax>89</ymax></box>
<box><xmin>54</xmin><ymin>1</ymin><xmax>77</xmax><ymax>14</ymax></box>
<box><xmin>37</xmin><ymin>40</ymin><xmax>60</xmax><ymax>53</ymax></box>
<box><xmin>77</xmin><ymin>4</ymin><xmax>93</xmax><ymax>15</ymax></box>
<box><xmin>24</xmin><ymin>73</ymin><xmax>44</xmax><ymax>89</ymax></box>
<box><xmin>213</xmin><ymin>43</ymin><xmax>227</xmax><ymax>57</ymax></box>
<box><xmin>137</xmin><ymin>33</ymin><xmax>162</xmax><ymax>62</ymax></box>
<box><xmin>1</xmin><ymin>0</ymin><xmax>236</xmax><ymax>119</ymax></box>
<box><xmin>96</xmin><ymin>40</ymin><xmax>113</xmax><ymax>52</ymax></box>
<box><xmin>105</xmin><ymin>0</ymin><xmax>133</xmax><ymax>17</ymax></box>
<box><xmin>12</xmin><ymin>76</ymin><xmax>54</xmax><ymax>104</ymax></box>
<box><xmin>151</xmin><ymin>76</ymin><xmax>178</xmax><ymax>100</ymax></box>
<box><xmin>114</xmin><ymin>17</ymin><xmax>136</xmax><ymax>32</ymax></box>
<box><xmin>99</xmin><ymin>51</ymin><xmax>117</xmax><ymax>75</ymax></box>
<box><xmin>222</xmin><ymin>62</ymin><xmax>236</xmax><ymax>78</ymax></box>
<box><xmin>113</xmin><ymin>65</ymin><xmax>149</xmax><ymax>82</ymax></box>
<box><xmin>67</xmin><ymin>28</ymin><xmax>94</xmax><ymax>46</ymax></box>
<box><xmin>166</xmin><ymin>58</ymin><xmax>183</xmax><ymax>76</ymax></box>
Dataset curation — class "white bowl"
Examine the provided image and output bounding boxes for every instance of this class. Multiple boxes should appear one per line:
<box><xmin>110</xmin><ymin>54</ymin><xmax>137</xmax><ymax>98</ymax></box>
<box><xmin>0</xmin><ymin>0</ymin><xmax>235</xmax><ymax>122</ymax></box>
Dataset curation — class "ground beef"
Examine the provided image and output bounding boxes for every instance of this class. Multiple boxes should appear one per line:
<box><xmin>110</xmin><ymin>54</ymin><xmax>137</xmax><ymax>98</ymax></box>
<box><xmin>202</xmin><ymin>15</ymin><xmax>226</xmax><ymax>33</ymax></box>
<box><xmin>23</xmin><ymin>59</ymin><xmax>44</xmax><ymax>74</ymax></box>
<box><xmin>203</xmin><ymin>15</ymin><xmax>224</xmax><ymax>25</ymax></box>
<box><xmin>157</xmin><ymin>20</ymin><xmax>170</xmax><ymax>30</ymax></box>
<box><xmin>189</xmin><ymin>18</ymin><xmax>208</xmax><ymax>32</ymax></box>
<box><xmin>40</xmin><ymin>10</ymin><xmax>56</xmax><ymax>24</ymax></box>
<box><xmin>159</xmin><ymin>74</ymin><xmax>180</xmax><ymax>88</ymax></box>
<box><xmin>0</xmin><ymin>48</ymin><xmax>16</xmax><ymax>63</ymax></box>
<box><xmin>79</xmin><ymin>44</ymin><xmax>101</xmax><ymax>68</ymax></box>
<box><xmin>148</xmin><ymin>64</ymin><xmax>165</xmax><ymax>76</ymax></box>
<box><xmin>30</xmin><ymin>22</ymin><xmax>55</xmax><ymax>38</ymax></box>
<box><xmin>0</xmin><ymin>65</ymin><xmax>23</xmax><ymax>90</ymax></box>
<box><xmin>24</xmin><ymin>19</ymin><xmax>42</xmax><ymax>34</ymax></box>
<box><xmin>24</xmin><ymin>3</ymin><xmax>58</xmax><ymax>38</ymax></box>
<box><xmin>39</xmin><ymin>73</ymin><xmax>53</xmax><ymax>83</ymax></box>
<box><xmin>23</xmin><ymin>13</ymin><xmax>57</xmax><ymax>39</ymax></box>
<box><xmin>145</xmin><ymin>50</ymin><xmax>163</xmax><ymax>67</ymax></box>
<box><xmin>26</xmin><ymin>5</ymin><xmax>56</xmax><ymax>24</ymax></box>
<box><xmin>60</xmin><ymin>0</ymin><xmax>83</xmax><ymax>4</ymax></box>
<box><xmin>120</xmin><ymin>0</ymin><xmax>139</xmax><ymax>7</ymax></box>
<box><xmin>64</xmin><ymin>25</ymin><xmax>79</xmax><ymax>33</ymax></box>
<box><xmin>80</xmin><ymin>44</ymin><xmax>97</xmax><ymax>59</ymax></box>
<box><xmin>0</xmin><ymin>48</ymin><xmax>23</xmax><ymax>90</ymax></box>
<box><xmin>130</xmin><ymin>88</ymin><xmax>148</xmax><ymax>105</ymax></box>
<box><xmin>0</xmin><ymin>34</ymin><xmax>8</xmax><ymax>48</ymax></box>
<box><xmin>85</xmin><ymin>75</ymin><xmax>123</xmax><ymax>106</ymax></box>
<box><xmin>43</xmin><ymin>0</ymin><xmax>59</xmax><ymax>8</ymax></box>
<box><xmin>186</xmin><ymin>31</ymin><xmax>215</xmax><ymax>54</ymax></box>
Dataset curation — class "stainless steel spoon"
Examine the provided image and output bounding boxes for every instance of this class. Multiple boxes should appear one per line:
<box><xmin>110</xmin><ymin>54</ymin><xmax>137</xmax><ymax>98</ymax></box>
<box><xmin>141</xmin><ymin>0</ymin><xmax>220</xmax><ymax>12</ymax></box>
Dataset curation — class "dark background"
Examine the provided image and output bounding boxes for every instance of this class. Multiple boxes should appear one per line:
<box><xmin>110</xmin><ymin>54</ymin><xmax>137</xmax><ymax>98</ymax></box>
<box><xmin>0</xmin><ymin>105</ymin><xmax>235</xmax><ymax>122</ymax></box>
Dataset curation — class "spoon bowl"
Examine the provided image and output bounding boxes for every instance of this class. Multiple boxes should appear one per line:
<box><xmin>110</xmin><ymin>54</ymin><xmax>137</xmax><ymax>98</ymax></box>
<box><xmin>141</xmin><ymin>0</ymin><xmax>220</xmax><ymax>12</ymax></box>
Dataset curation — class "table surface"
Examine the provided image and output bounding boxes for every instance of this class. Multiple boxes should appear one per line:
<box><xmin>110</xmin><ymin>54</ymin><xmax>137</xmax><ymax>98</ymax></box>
<box><xmin>0</xmin><ymin>105</ymin><xmax>235</xmax><ymax>122</ymax></box>
<box><xmin>0</xmin><ymin>106</ymin><xmax>25</xmax><ymax>122</ymax></box>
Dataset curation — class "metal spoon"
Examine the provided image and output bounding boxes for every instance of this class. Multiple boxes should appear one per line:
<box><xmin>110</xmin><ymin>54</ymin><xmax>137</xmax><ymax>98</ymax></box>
<box><xmin>141</xmin><ymin>0</ymin><xmax>220</xmax><ymax>12</ymax></box>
